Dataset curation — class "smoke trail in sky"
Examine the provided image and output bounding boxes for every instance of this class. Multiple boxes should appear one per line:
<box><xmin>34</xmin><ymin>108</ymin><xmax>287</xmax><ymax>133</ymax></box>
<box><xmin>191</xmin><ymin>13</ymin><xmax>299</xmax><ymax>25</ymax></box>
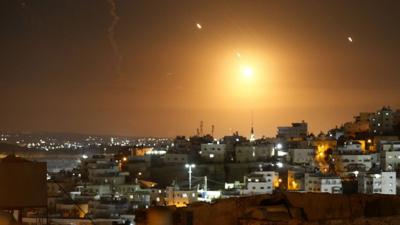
<box><xmin>107</xmin><ymin>0</ymin><xmax>122</xmax><ymax>77</ymax></box>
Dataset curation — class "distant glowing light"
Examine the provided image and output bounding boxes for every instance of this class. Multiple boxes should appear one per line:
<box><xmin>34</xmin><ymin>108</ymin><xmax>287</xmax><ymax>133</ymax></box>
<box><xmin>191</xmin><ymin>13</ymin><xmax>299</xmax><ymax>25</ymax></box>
<box><xmin>196</xmin><ymin>23</ymin><xmax>202</xmax><ymax>29</ymax></box>
<box><xmin>347</xmin><ymin>36</ymin><xmax>353</xmax><ymax>43</ymax></box>
<box><xmin>236</xmin><ymin>52</ymin><xmax>241</xmax><ymax>58</ymax></box>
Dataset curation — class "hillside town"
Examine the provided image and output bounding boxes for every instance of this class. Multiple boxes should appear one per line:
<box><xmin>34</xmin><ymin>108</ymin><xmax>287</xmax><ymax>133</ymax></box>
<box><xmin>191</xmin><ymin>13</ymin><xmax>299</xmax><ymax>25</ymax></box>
<box><xmin>2</xmin><ymin>106</ymin><xmax>400</xmax><ymax>225</ymax></box>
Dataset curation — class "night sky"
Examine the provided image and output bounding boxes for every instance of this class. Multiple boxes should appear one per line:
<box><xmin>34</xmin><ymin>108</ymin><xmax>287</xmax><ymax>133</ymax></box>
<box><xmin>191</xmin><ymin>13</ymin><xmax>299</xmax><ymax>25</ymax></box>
<box><xmin>1</xmin><ymin>0</ymin><xmax>400</xmax><ymax>137</ymax></box>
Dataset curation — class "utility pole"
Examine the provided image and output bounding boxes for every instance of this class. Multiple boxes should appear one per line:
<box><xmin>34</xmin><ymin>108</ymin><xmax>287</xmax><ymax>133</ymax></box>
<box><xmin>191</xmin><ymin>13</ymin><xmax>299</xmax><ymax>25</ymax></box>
<box><xmin>204</xmin><ymin>176</ymin><xmax>208</xmax><ymax>200</ymax></box>
<box><xmin>185</xmin><ymin>164</ymin><xmax>195</xmax><ymax>189</ymax></box>
<box><xmin>204</xmin><ymin>176</ymin><xmax>207</xmax><ymax>192</ymax></box>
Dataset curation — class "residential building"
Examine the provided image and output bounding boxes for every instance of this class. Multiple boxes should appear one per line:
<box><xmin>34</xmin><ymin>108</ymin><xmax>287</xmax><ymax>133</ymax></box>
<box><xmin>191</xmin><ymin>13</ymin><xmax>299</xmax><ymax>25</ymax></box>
<box><xmin>370</xmin><ymin>106</ymin><xmax>395</xmax><ymax>135</ymax></box>
<box><xmin>334</xmin><ymin>153</ymin><xmax>373</xmax><ymax>173</ymax></box>
<box><xmin>305</xmin><ymin>173</ymin><xmax>342</xmax><ymax>194</ymax></box>
<box><xmin>343</xmin><ymin>112</ymin><xmax>373</xmax><ymax>137</ymax></box>
<box><xmin>358</xmin><ymin>171</ymin><xmax>396</xmax><ymax>195</ymax></box>
<box><xmin>200</xmin><ymin>143</ymin><xmax>226</xmax><ymax>162</ymax></box>
<box><xmin>379</xmin><ymin>140</ymin><xmax>400</xmax><ymax>151</ymax></box>
<box><xmin>56</xmin><ymin>200</ymin><xmax>89</xmax><ymax>218</ymax></box>
<box><xmin>277</xmin><ymin>121</ymin><xmax>308</xmax><ymax>141</ymax></box>
<box><xmin>289</xmin><ymin>148</ymin><xmax>314</xmax><ymax>165</ymax></box>
<box><xmin>337</xmin><ymin>141</ymin><xmax>364</xmax><ymax>153</ymax></box>
<box><xmin>114</xmin><ymin>184</ymin><xmax>140</xmax><ymax>196</ymax></box>
<box><xmin>380</xmin><ymin>150</ymin><xmax>400</xmax><ymax>171</ymax></box>
<box><xmin>172</xmin><ymin>136</ymin><xmax>191</xmax><ymax>153</ymax></box>
<box><xmin>85</xmin><ymin>159</ymin><xmax>129</xmax><ymax>185</ymax></box>
<box><xmin>242</xmin><ymin>171</ymin><xmax>279</xmax><ymax>195</ymax></box>
<box><xmin>334</xmin><ymin>141</ymin><xmax>373</xmax><ymax>173</ymax></box>
<box><xmin>287</xmin><ymin>170</ymin><xmax>305</xmax><ymax>191</ymax></box>
<box><xmin>164</xmin><ymin>186</ymin><xmax>198</xmax><ymax>207</ymax></box>
<box><xmin>78</xmin><ymin>184</ymin><xmax>112</xmax><ymax>196</ymax></box>
<box><xmin>163</xmin><ymin>153</ymin><xmax>188</xmax><ymax>164</ymax></box>
<box><xmin>89</xmin><ymin>197</ymin><xmax>131</xmax><ymax>219</ymax></box>
<box><xmin>235</xmin><ymin>145</ymin><xmax>274</xmax><ymax>162</ymax></box>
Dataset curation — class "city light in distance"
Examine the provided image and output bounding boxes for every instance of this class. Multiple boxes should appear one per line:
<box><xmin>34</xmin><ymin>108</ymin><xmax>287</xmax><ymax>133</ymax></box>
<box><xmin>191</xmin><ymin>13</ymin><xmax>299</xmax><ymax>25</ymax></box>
<box><xmin>347</xmin><ymin>36</ymin><xmax>353</xmax><ymax>43</ymax></box>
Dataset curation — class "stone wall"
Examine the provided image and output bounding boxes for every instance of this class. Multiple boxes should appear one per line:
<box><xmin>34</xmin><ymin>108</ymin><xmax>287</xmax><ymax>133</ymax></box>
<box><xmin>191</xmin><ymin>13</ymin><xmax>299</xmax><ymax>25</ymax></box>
<box><xmin>135</xmin><ymin>192</ymin><xmax>400</xmax><ymax>225</ymax></box>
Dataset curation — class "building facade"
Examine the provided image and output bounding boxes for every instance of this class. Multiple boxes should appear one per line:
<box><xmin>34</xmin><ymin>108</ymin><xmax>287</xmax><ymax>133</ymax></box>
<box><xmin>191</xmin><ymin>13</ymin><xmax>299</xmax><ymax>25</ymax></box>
<box><xmin>277</xmin><ymin>121</ymin><xmax>308</xmax><ymax>141</ymax></box>
<box><xmin>235</xmin><ymin>145</ymin><xmax>274</xmax><ymax>162</ymax></box>
<box><xmin>358</xmin><ymin>172</ymin><xmax>396</xmax><ymax>195</ymax></box>
<box><xmin>305</xmin><ymin>173</ymin><xmax>342</xmax><ymax>194</ymax></box>
<box><xmin>200</xmin><ymin>143</ymin><xmax>226</xmax><ymax>162</ymax></box>
<box><xmin>289</xmin><ymin>148</ymin><xmax>314</xmax><ymax>165</ymax></box>
<box><xmin>242</xmin><ymin>171</ymin><xmax>279</xmax><ymax>195</ymax></box>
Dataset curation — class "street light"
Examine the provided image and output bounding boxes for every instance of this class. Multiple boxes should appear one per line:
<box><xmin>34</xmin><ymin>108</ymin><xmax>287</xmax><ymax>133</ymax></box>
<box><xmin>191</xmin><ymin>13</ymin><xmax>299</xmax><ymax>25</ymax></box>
<box><xmin>185</xmin><ymin>164</ymin><xmax>196</xmax><ymax>190</ymax></box>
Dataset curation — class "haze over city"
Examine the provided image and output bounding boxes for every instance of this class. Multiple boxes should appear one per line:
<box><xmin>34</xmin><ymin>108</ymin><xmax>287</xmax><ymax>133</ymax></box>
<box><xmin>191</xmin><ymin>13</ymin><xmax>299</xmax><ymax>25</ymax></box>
<box><xmin>2</xmin><ymin>1</ymin><xmax>400</xmax><ymax>137</ymax></box>
<box><xmin>4</xmin><ymin>1</ymin><xmax>400</xmax><ymax>225</ymax></box>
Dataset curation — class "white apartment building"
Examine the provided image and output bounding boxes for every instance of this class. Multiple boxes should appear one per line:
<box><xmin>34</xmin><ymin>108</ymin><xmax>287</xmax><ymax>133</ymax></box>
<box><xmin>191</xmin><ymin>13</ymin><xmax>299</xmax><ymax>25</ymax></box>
<box><xmin>235</xmin><ymin>145</ymin><xmax>274</xmax><ymax>162</ymax></box>
<box><xmin>305</xmin><ymin>173</ymin><xmax>342</xmax><ymax>194</ymax></box>
<box><xmin>338</xmin><ymin>141</ymin><xmax>363</xmax><ymax>153</ymax></box>
<box><xmin>200</xmin><ymin>143</ymin><xmax>226</xmax><ymax>162</ymax></box>
<box><xmin>85</xmin><ymin>159</ymin><xmax>129</xmax><ymax>185</ymax></box>
<box><xmin>379</xmin><ymin>140</ymin><xmax>400</xmax><ymax>151</ymax></box>
<box><xmin>380</xmin><ymin>150</ymin><xmax>400</xmax><ymax>171</ymax></box>
<box><xmin>289</xmin><ymin>148</ymin><xmax>314</xmax><ymax>165</ymax></box>
<box><xmin>358</xmin><ymin>171</ymin><xmax>396</xmax><ymax>195</ymax></box>
<box><xmin>242</xmin><ymin>171</ymin><xmax>279</xmax><ymax>195</ymax></box>
<box><xmin>334</xmin><ymin>153</ymin><xmax>373</xmax><ymax>173</ymax></box>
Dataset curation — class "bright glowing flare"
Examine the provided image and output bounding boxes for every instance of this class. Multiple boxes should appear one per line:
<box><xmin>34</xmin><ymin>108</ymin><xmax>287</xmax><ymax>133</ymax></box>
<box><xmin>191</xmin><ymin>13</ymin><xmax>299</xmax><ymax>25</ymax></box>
<box><xmin>242</xmin><ymin>66</ymin><xmax>253</xmax><ymax>78</ymax></box>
